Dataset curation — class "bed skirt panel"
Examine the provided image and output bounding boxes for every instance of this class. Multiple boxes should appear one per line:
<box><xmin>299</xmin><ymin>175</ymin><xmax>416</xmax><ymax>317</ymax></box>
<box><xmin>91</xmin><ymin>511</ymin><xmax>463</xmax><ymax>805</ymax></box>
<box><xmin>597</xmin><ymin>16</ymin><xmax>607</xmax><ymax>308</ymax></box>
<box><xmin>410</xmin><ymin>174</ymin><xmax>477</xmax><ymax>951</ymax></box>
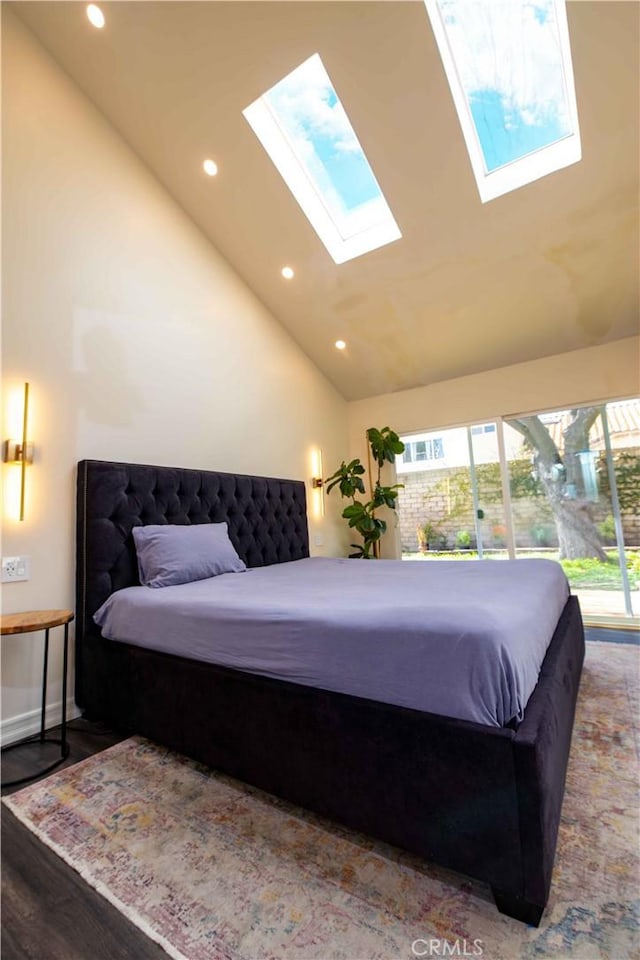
<box><xmin>511</xmin><ymin>595</ymin><xmax>585</xmax><ymax>910</ymax></box>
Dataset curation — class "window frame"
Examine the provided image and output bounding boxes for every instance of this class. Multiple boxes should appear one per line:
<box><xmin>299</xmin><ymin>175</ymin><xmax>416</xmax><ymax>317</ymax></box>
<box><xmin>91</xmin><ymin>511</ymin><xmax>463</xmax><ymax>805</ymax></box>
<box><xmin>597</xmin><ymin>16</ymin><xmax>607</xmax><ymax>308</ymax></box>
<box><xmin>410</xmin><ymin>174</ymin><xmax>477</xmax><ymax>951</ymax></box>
<box><xmin>424</xmin><ymin>0</ymin><xmax>582</xmax><ymax>202</ymax></box>
<box><xmin>243</xmin><ymin>54</ymin><xmax>402</xmax><ymax>264</ymax></box>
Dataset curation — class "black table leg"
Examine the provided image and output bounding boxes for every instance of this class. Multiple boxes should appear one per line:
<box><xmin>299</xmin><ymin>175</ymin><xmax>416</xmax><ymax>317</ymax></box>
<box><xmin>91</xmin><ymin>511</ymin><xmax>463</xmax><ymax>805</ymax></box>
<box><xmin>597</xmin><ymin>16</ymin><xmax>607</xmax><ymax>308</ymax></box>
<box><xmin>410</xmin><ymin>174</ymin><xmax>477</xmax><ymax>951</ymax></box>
<box><xmin>2</xmin><ymin>621</ymin><xmax>71</xmax><ymax>789</ymax></box>
<box><xmin>40</xmin><ymin>628</ymin><xmax>50</xmax><ymax>743</ymax></box>
<box><xmin>61</xmin><ymin>622</ymin><xmax>69</xmax><ymax>757</ymax></box>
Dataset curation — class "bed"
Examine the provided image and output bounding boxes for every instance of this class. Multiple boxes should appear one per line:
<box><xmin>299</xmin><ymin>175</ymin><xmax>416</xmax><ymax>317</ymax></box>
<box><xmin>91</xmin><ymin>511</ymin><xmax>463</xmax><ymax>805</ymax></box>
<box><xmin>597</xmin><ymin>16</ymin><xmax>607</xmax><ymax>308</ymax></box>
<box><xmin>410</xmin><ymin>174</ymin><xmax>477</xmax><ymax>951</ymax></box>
<box><xmin>76</xmin><ymin>458</ymin><xmax>585</xmax><ymax>926</ymax></box>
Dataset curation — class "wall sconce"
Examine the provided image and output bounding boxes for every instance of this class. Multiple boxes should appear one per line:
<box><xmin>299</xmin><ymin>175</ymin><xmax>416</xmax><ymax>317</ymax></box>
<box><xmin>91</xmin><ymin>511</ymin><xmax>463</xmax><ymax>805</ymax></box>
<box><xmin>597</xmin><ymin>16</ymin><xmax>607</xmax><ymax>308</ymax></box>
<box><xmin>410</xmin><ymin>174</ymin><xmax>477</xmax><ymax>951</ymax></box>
<box><xmin>3</xmin><ymin>382</ymin><xmax>33</xmax><ymax>521</ymax></box>
<box><xmin>310</xmin><ymin>448</ymin><xmax>325</xmax><ymax>518</ymax></box>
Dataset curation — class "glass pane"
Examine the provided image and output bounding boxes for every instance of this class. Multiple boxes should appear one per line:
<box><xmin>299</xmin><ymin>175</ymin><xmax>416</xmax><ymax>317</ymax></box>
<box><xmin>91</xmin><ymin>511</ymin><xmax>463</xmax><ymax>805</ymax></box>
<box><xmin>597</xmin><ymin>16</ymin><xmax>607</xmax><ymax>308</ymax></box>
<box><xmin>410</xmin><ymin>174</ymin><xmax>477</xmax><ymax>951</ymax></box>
<box><xmin>243</xmin><ymin>54</ymin><xmax>401</xmax><ymax>262</ymax></box>
<box><xmin>424</xmin><ymin>0</ymin><xmax>581</xmax><ymax>201</ymax></box>
<box><xmin>504</xmin><ymin>402</ymin><xmax>640</xmax><ymax>618</ymax></box>
<box><xmin>396</xmin><ymin>423</ymin><xmax>505</xmax><ymax>560</ymax></box>
<box><xmin>398</xmin><ymin>426</ymin><xmax>471</xmax><ymax>558</ymax></box>
<box><xmin>434</xmin><ymin>0</ymin><xmax>573</xmax><ymax>172</ymax></box>
<box><xmin>264</xmin><ymin>55</ymin><xmax>383</xmax><ymax>235</ymax></box>
<box><xmin>598</xmin><ymin>400</ymin><xmax>640</xmax><ymax>616</ymax></box>
<box><xmin>469</xmin><ymin>422</ymin><xmax>508</xmax><ymax>557</ymax></box>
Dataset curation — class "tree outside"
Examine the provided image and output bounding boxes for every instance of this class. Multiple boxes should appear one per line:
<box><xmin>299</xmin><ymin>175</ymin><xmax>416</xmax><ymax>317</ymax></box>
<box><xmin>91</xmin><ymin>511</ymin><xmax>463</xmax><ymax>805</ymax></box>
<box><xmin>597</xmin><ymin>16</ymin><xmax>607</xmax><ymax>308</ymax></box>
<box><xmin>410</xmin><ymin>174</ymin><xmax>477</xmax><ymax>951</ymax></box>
<box><xmin>509</xmin><ymin>408</ymin><xmax>606</xmax><ymax>560</ymax></box>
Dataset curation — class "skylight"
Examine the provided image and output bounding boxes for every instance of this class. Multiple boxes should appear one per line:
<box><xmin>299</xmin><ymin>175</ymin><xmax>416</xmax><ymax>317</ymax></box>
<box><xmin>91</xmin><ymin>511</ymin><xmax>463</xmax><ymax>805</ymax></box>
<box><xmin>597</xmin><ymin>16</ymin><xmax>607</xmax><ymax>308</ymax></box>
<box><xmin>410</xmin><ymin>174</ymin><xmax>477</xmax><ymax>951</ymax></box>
<box><xmin>243</xmin><ymin>54</ymin><xmax>401</xmax><ymax>264</ymax></box>
<box><xmin>425</xmin><ymin>0</ymin><xmax>581</xmax><ymax>202</ymax></box>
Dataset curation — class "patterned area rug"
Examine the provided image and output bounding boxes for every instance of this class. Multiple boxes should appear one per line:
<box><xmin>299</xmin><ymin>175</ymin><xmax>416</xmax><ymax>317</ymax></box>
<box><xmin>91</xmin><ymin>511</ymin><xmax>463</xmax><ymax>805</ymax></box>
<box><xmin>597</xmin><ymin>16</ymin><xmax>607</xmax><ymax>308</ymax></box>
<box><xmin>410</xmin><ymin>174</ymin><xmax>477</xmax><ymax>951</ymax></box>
<box><xmin>4</xmin><ymin>642</ymin><xmax>639</xmax><ymax>960</ymax></box>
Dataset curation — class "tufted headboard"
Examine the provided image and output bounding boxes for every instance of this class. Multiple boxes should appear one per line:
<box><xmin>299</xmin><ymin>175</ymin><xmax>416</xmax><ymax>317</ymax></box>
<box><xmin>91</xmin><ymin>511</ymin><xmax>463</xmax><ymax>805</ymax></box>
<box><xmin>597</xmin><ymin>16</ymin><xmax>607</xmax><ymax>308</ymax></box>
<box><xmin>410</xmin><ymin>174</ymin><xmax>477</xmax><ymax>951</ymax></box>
<box><xmin>76</xmin><ymin>459</ymin><xmax>309</xmax><ymax>703</ymax></box>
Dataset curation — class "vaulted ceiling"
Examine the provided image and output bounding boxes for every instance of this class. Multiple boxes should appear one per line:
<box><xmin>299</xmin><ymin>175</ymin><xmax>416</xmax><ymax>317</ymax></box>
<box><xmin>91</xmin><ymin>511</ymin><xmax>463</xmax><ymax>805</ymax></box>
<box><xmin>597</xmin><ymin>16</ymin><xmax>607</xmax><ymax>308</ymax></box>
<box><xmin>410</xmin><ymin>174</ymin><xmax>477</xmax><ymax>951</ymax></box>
<box><xmin>11</xmin><ymin>1</ymin><xmax>640</xmax><ymax>400</ymax></box>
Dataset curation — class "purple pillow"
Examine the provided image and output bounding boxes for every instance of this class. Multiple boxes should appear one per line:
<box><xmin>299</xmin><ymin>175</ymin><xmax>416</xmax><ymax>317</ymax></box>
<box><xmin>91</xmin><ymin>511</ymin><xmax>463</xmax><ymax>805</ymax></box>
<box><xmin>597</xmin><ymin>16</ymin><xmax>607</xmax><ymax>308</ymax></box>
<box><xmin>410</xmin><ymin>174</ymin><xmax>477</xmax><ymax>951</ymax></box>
<box><xmin>132</xmin><ymin>523</ymin><xmax>246</xmax><ymax>588</ymax></box>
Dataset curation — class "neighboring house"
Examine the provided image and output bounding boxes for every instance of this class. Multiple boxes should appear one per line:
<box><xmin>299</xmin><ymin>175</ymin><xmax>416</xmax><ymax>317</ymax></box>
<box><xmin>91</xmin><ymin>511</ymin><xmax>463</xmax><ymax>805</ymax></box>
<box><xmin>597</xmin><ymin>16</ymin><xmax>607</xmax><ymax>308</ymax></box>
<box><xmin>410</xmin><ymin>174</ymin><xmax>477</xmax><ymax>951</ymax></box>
<box><xmin>545</xmin><ymin>399</ymin><xmax>640</xmax><ymax>452</ymax></box>
<box><xmin>398</xmin><ymin>423</ymin><xmax>523</xmax><ymax>474</ymax></box>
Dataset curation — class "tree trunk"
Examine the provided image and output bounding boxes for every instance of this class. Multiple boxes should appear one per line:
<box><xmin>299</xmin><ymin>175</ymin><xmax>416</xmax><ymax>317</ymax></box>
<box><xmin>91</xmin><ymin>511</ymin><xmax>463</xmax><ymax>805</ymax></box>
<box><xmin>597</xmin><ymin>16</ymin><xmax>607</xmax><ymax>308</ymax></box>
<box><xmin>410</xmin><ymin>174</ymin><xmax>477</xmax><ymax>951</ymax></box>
<box><xmin>547</xmin><ymin>497</ymin><xmax>607</xmax><ymax>561</ymax></box>
<box><xmin>510</xmin><ymin>410</ymin><xmax>608</xmax><ymax>561</ymax></box>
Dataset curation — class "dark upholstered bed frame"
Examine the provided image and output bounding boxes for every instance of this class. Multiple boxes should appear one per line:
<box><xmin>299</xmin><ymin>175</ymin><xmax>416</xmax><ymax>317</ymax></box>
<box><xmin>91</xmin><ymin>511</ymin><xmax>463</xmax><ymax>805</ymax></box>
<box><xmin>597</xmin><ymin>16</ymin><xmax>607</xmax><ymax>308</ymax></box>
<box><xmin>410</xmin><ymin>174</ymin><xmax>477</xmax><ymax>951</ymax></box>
<box><xmin>76</xmin><ymin>459</ymin><xmax>585</xmax><ymax>926</ymax></box>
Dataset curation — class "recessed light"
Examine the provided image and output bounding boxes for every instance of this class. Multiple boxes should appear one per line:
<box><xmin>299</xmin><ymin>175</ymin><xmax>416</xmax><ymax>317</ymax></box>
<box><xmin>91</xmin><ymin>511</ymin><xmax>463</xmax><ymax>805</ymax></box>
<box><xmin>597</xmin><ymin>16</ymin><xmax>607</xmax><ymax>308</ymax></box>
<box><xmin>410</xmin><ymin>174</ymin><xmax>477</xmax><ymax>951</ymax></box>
<box><xmin>335</xmin><ymin>340</ymin><xmax>347</xmax><ymax>351</ymax></box>
<box><xmin>203</xmin><ymin>159</ymin><xmax>218</xmax><ymax>177</ymax></box>
<box><xmin>281</xmin><ymin>266</ymin><xmax>294</xmax><ymax>280</ymax></box>
<box><xmin>86</xmin><ymin>4</ymin><xmax>105</xmax><ymax>28</ymax></box>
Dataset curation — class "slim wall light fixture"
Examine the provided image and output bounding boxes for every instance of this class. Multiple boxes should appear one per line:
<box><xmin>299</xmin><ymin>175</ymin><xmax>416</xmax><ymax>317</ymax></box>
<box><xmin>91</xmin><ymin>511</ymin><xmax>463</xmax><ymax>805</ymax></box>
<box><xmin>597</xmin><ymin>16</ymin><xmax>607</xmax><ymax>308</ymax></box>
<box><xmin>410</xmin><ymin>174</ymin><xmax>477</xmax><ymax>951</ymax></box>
<box><xmin>3</xmin><ymin>382</ymin><xmax>33</xmax><ymax>521</ymax></box>
<box><xmin>310</xmin><ymin>448</ymin><xmax>325</xmax><ymax>518</ymax></box>
<box><xmin>311</xmin><ymin>447</ymin><xmax>324</xmax><ymax>489</ymax></box>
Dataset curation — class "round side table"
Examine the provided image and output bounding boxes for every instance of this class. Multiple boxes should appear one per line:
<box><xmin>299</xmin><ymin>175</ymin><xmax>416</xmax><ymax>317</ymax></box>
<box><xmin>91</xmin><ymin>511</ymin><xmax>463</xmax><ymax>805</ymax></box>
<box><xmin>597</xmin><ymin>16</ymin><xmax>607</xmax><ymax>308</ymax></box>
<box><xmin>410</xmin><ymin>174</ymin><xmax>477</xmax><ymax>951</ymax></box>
<box><xmin>1</xmin><ymin>609</ymin><xmax>73</xmax><ymax>788</ymax></box>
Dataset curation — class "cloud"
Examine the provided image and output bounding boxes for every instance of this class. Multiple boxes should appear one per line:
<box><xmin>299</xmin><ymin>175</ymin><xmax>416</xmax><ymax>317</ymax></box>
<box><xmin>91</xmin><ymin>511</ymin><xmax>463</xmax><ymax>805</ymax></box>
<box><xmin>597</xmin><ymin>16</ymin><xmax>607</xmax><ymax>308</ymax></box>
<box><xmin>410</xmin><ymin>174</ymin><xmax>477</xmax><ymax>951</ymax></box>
<box><xmin>438</xmin><ymin>0</ymin><xmax>571</xmax><ymax>133</ymax></box>
<box><xmin>266</xmin><ymin>54</ymin><xmax>363</xmax><ymax>159</ymax></box>
<box><xmin>264</xmin><ymin>53</ymin><xmax>381</xmax><ymax>223</ymax></box>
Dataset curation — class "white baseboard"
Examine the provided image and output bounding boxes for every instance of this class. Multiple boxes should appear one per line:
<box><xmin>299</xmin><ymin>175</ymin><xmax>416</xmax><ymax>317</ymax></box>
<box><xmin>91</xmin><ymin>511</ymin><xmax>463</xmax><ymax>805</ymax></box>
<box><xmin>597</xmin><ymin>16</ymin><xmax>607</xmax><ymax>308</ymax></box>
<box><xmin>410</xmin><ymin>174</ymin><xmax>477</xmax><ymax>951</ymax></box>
<box><xmin>1</xmin><ymin>699</ymin><xmax>81</xmax><ymax>747</ymax></box>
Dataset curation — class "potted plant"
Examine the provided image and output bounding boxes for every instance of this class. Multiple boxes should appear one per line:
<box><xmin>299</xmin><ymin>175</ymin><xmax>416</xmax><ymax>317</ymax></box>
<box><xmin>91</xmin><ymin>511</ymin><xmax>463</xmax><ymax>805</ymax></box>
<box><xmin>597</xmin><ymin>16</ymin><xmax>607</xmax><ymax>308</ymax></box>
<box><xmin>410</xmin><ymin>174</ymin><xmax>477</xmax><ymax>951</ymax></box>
<box><xmin>597</xmin><ymin>514</ymin><xmax>617</xmax><ymax>546</ymax></box>
<box><xmin>325</xmin><ymin>427</ymin><xmax>405</xmax><ymax>558</ymax></box>
<box><xmin>418</xmin><ymin>520</ymin><xmax>445</xmax><ymax>553</ymax></box>
<box><xmin>455</xmin><ymin>529</ymin><xmax>472</xmax><ymax>550</ymax></box>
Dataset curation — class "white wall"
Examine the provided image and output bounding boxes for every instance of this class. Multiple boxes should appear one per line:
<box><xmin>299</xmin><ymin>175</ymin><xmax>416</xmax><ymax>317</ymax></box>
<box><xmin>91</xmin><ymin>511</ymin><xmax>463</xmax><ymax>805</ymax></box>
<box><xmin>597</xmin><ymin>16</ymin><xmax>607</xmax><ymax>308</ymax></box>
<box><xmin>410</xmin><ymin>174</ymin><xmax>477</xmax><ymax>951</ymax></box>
<box><xmin>349</xmin><ymin>338</ymin><xmax>640</xmax><ymax>556</ymax></box>
<box><xmin>1</xmin><ymin>11</ymin><xmax>348</xmax><ymax>741</ymax></box>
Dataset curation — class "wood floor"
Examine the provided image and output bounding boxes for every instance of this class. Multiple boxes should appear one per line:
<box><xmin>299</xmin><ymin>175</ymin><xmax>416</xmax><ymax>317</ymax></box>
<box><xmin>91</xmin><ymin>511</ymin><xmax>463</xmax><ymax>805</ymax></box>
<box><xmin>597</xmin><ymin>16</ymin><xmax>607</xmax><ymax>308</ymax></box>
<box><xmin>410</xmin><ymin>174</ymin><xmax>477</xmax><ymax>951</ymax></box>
<box><xmin>1</xmin><ymin>721</ymin><xmax>167</xmax><ymax>960</ymax></box>
<box><xmin>584</xmin><ymin>625</ymin><xmax>639</xmax><ymax>644</ymax></box>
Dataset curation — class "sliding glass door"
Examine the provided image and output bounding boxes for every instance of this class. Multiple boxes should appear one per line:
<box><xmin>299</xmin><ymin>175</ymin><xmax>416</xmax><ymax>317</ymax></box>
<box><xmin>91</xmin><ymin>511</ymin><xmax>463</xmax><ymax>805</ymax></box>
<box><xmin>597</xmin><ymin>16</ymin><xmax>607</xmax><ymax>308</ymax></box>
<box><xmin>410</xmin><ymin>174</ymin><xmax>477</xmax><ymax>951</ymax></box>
<box><xmin>396</xmin><ymin>400</ymin><xmax>639</xmax><ymax>622</ymax></box>
<box><xmin>504</xmin><ymin>401</ymin><xmax>639</xmax><ymax>620</ymax></box>
<box><xmin>397</xmin><ymin>422</ymin><xmax>507</xmax><ymax>559</ymax></box>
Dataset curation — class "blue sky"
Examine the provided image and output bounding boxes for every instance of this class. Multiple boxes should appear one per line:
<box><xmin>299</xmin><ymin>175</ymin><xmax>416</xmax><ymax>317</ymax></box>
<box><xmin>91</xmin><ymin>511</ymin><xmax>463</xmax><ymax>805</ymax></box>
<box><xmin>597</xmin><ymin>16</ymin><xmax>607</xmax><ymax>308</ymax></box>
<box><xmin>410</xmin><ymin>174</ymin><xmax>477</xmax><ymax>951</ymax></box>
<box><xmin>470</xmin><ymin>88</ymin><xmax>569</xmax><ymax>172</ymax></box>
<box><xmin>265</xmin><ymin>55</ymin><xmax>383</xmax><ymax>222</ymax></box>
<box><xmin>310</xmin><ymin>89</ymin><xmax>380</xmax><ymax>211</ymax></box>
<box><xmin>260</xmin><ymin>1</ymin><xmax>574</xmax><ymax>218</ymax></box>
<box><xmin>438</xmin><ymin>0</ymin><xmax>572</xmax><ymax>172</ymax></box>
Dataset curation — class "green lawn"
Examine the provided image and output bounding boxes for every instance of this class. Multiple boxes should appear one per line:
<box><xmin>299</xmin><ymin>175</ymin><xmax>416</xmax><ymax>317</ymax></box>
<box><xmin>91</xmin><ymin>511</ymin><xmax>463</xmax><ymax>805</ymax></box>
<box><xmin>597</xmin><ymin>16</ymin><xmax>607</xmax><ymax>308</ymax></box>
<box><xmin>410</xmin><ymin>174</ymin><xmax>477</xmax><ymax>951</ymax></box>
<box><xmin>402</xmin><ymin>549</ymin><xmax>640</xmax><ymax>591</ymax></box>
<box><xmin>561</xmin><ymin>550</ymin><xmax>639</xmax><ymax>589</ymax></box>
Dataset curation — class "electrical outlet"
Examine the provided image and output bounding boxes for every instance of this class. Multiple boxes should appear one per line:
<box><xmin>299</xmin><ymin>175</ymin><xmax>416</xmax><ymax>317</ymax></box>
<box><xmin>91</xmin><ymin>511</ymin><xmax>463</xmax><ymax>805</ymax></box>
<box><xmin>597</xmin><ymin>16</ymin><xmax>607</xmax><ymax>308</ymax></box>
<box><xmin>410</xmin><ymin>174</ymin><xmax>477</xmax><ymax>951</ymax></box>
<box><xmin>313</xmin><ymin>534</ymin><xmax>324</xmax><ymax>547</ymax></box>
<box><xmin>1</xmin><ymin>556</ymin><xmax>31</xmax><ymax>582</ymax></box>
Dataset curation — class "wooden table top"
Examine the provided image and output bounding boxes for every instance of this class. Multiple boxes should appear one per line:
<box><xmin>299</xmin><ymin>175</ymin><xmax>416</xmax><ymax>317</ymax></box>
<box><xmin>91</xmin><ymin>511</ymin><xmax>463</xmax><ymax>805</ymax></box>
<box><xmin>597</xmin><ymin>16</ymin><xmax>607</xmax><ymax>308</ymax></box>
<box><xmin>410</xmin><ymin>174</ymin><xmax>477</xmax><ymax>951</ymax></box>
<box><xmin>0</xmin><ymin>610</ymin><xmax>74</xmax><ymax>636</ymax></box>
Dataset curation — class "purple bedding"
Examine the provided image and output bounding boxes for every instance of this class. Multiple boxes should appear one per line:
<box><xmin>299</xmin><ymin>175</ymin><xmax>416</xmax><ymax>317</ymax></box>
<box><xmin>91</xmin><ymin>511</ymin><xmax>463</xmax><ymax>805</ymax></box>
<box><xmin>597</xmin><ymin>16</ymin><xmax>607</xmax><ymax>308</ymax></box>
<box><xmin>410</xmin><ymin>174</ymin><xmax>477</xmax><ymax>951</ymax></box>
<box><xmin>94</xmin><ymin>556</ymin><xmax>570</xmax><ymax>727</ymax></box>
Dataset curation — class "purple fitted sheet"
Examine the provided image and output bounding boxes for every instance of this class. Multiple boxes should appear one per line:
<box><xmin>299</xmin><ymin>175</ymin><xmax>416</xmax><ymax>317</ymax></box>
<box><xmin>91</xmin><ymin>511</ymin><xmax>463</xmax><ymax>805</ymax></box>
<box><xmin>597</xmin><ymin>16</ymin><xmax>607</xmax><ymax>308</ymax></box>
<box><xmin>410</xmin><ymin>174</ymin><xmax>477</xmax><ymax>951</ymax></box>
<box><xmin>93</xmin><ymin>556</ymin><xmax>570</xmax><ymax>727</ymax></box>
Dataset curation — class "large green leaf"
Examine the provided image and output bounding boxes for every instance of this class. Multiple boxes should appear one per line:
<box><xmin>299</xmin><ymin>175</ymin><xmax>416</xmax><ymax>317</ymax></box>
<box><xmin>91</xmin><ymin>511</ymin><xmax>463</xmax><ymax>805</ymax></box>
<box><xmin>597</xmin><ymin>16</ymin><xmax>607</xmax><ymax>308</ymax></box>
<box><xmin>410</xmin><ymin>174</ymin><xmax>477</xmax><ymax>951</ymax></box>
<box><xmin>342</xmin><ymin>502</ymin><xmax>366</xmax><ymax>519</ymax></box>
<box><xmin>324</xmin><ymin>426</ymin><xmax>405</xmax><ymax>558</ymax></box>
<box><xmin>366</xmin><ymin>426</ymin><xmax>405</xmax><ymax>467</ymax></box>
